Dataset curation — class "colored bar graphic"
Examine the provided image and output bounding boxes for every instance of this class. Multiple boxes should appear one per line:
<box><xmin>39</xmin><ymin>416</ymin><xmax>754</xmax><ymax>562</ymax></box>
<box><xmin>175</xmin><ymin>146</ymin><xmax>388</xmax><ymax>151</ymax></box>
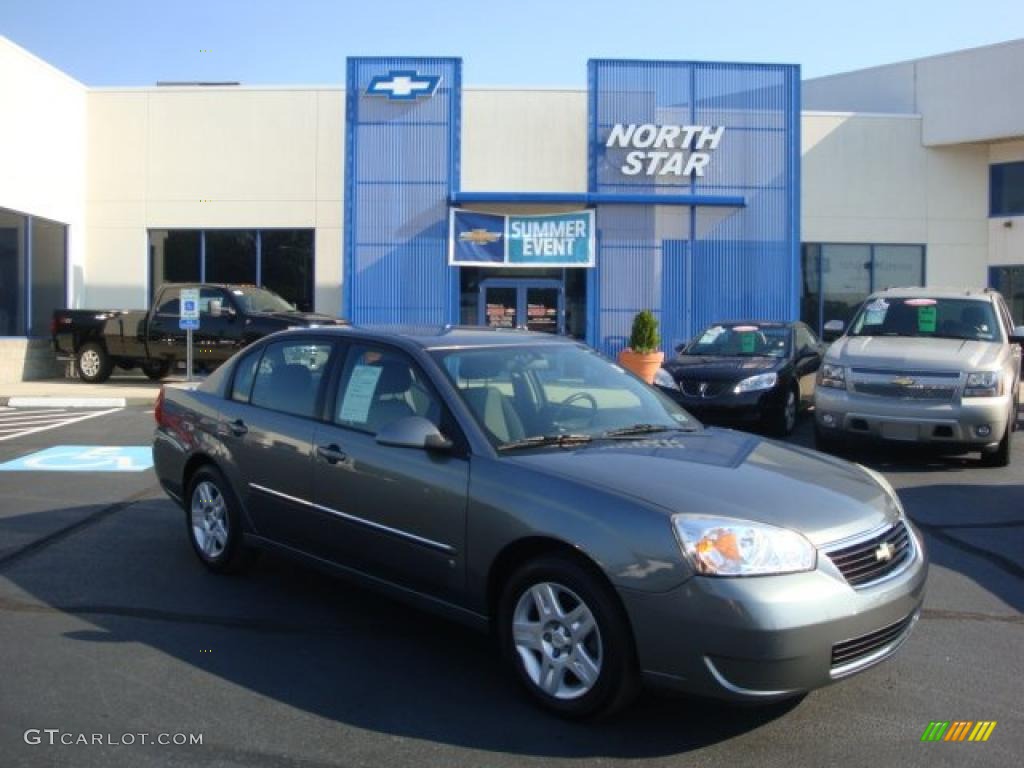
<box><xmin>944</xmin><ymin>721</ymin><xmax>972</xmax><ymax>741</ymax></box>
<box><xmin>921</xmin><ymin>721</ymin><xmax>949</xmax><ymax>741</ymax></box>
<box><xmin>968</xmin><ymin>722</ymin><xmax>997</xmax><ymax>742</ymax></box>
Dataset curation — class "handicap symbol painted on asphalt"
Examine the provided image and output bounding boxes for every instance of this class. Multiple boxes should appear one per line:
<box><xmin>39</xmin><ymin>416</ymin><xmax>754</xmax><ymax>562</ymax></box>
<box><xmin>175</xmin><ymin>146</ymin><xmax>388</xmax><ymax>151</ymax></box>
<box><xmin>0</xmin><ymin>446</ymin><xmax>153</xmax><ymax>472</ymax></box>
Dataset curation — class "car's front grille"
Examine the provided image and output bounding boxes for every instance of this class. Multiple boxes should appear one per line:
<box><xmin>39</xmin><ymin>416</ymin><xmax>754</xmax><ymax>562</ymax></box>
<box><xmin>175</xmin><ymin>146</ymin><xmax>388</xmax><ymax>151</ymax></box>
<box><xmin>831</xmin><ymin>612</ymin><xmax>917</xmax><ymax>673</ymax></box>
<box><xmin>680</xmin><ymin>379</ymin><xmax>733</xmax><ymax>398</ymax></box>
<box><xmin>849</xmin><ymin>368</ymin><xmax>959</xmax><ymax>402</ymax></box>
<box><xmin>826</xmin><ymin>521</ymin><xmax>913</xmax><ymax>588</ymax></box>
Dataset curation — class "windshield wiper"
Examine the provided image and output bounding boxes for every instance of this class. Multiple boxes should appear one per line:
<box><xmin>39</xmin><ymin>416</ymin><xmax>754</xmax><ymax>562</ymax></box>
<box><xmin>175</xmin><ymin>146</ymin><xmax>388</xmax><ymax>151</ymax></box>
<box><xmin>497</xmin><ymin>433</ymin><xmax>593</xmax><ymax>452</ymax></box>
<box><xmin>601</xmin><ymin>423</ymin><xmax>695</xmax><ymax>438</ymax></box>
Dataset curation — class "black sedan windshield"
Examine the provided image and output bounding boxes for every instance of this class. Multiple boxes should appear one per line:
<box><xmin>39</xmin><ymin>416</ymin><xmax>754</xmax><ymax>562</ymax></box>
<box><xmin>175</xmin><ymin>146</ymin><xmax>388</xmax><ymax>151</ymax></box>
<box><xmin>849</xmin><ymin>298</ymin><xmax>1000</xmax><ymax>341</ymax></box>
<box><xmin>684</xmin><ymin>325</ymin><xmax>790</xmax><ymax>358</ymax></box>
<box><xmin>432</xmin><ymin>344</ymin><xmax>696</xmax><ymax>447</ymax></box>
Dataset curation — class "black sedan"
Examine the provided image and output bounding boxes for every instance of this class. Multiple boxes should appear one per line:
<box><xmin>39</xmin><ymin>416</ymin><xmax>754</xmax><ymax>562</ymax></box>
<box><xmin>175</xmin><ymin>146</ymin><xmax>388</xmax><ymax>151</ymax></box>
<box><xmin>655</xmin><ymin>321</ymin><xmax>824</xmax><ymax>436</ymax></box>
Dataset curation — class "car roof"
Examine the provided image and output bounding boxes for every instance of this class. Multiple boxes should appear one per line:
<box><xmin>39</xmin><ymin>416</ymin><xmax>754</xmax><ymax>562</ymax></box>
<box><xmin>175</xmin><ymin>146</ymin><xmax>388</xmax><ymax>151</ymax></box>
<box><xmin>289</xmin><ymin>324</ymin><xmax>577</xmax><ymax>350</ymax></box>
<box><xmin>870</xmin><ymin>287</ymin><xmax>998</xmax><ymax>302</ymax></box>
<box><xmin>702</xmin><ymin>320</ymin><xmax>797</xmax><ymax>329</ymax></box>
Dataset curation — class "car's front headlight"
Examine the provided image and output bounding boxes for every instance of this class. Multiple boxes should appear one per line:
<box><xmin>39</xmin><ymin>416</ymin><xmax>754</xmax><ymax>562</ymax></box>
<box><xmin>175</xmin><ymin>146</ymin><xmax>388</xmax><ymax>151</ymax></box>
<box><xmin>964</xmin><ymin>370</ymin><xmax>1002</xmax><ymax>397</ymax></box>
<box><xmin>817</xmin><ymin>363</ymin><xmax>846</xmax><ymax>389</ymax></box>
<box><xmin>653</xmin><ymin>367</ymin><xmax>678</xmax><ymax>390</ymax></box>
<box><xmin>671</xmin><ymin>515</ymin><xmax>817</xmax><ymax>576</ymax></box>
<box><xmin>857</xmin><ymin>464</ymin><xmax>904</xmax><ymax>516</ymax></box>
<box><xmin>733</xmin><ymin>371</ymin><xmax>777</xmax><ymax>393</ymax></box>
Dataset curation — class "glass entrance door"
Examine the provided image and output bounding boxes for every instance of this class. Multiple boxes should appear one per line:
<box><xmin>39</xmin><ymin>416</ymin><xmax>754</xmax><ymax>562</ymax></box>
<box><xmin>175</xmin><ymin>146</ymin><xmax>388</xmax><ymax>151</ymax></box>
<box><xmin>479</xmin><ymin>279</ymin><xmax>564</xmax><ymax>334</ymax></box>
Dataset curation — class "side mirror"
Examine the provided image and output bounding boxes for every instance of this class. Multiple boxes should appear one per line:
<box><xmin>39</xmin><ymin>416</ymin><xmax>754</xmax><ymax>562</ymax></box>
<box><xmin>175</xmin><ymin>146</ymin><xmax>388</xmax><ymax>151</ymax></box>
<box><xmin>208</xmin><ymin>299</ymin><xmax>223</xmax><ymax>318</ymax></box>
<box><xmin>674</xmin><ymin>343</ymin><xmax>686</xmax><ymax>354</ymax></box>
<box><xmin>1010</xmin><ymin>325</ymin><xmax>1024</xmax><ymax>345</ymax></box>
<box><xmin>822</xmin><ymin>319</ymin><xmax>845</xmax><ymax>342</ymax></box>
<box><xmin>376</xmin><ymin>416</ymin><xmax>453</xmax><ymax>452</ymax></box>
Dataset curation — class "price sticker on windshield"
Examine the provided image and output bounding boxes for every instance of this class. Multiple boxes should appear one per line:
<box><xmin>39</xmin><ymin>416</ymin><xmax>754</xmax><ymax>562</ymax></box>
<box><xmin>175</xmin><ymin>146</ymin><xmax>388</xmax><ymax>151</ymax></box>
<box><xmin>917</xmin><ymin>305</ymin><xmax>937</xmax><ymax>332</ymax></box>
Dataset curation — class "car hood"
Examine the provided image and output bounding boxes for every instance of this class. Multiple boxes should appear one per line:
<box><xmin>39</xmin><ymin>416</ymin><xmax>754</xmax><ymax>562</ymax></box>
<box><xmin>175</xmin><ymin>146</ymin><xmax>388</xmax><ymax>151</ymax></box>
<box><xmin>664</xmin><ymin>355</ymin><xmax>781</xmax><ymax>381</ymax></box>
<box><xmin>829</xmin><ymin>335</ymin><xmax>1002</xmax><ymax>372</ymax></box>
<box><xmin>506</xmin><ymin>428</ymin><xmax>898</xmax><ymax>547</ymax></box>
<box><xmin>252</xmin><ymin>311</ymin><xmax>347</xmax><ymax>326</ymax></box>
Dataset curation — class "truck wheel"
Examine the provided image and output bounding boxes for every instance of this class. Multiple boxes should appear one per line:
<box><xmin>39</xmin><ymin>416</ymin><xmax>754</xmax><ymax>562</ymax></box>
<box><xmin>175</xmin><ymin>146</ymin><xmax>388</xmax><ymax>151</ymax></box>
<box><xmin>76</xmin><ymin>342</ymin><xmax>113</xmax><ymax>383</ymax></box>
<box><xmin>142</xmin><ymin>359</ymin><xmax>172</xmax><ymax>381</ymax></box>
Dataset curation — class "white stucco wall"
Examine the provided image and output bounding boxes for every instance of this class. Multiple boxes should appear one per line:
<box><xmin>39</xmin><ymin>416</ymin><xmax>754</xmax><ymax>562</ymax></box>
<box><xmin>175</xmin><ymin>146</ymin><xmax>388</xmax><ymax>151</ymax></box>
<box><xmin>84</xmin><ymin>86</ymin><xmax>344</xmax><ymax>312</ymax></box>
<box><xmin>802</xmin><ymin>111</ymin><xmax>989</xmax><ymax>289</ymax></box>
<box><xmin>0</xmin><ymin>36</ymin><xmax>86</xmax><ymax>307</ymax></box>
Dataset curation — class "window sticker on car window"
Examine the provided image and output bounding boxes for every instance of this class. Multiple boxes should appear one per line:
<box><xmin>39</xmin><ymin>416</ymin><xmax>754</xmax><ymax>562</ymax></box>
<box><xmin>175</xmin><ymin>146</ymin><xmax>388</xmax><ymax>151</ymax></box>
<box><xmin>732</xmin><ymin>325</ymin><xmax>758</xmax><ymax>333</ymax></box>
<box><xmin>917</xmin><ymin>305</ymin><xmax>937</xmax><ymax>332</ymax></box>
<box><xmin>338</xmin><ymin>365</ymin><xmax>383</xmax><ymax>423</ymax></box>
<box><xmin>699</xmin><ymin>326</ymin><xmax>725</xmax><ymax>344</ymax></box>
<box><xmin>740</xmin><ymin>333</ymin><xmax>757</xmax><ymax>353</ymax></box>
<box><xmin>904</xmin><ymin>298</ymin><xmax>936</xmax><ymax>307</ymax></box>
<box><xmin>232</xmin><ymin>290</ymin><xmax>244</xmax><ymax>296</ymax></box>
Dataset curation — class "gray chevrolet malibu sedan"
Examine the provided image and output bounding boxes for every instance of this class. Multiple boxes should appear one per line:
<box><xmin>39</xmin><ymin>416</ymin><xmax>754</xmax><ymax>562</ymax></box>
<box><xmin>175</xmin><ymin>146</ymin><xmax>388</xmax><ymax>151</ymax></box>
<box><xmin>153</xmin><ymin>326</ymin><xmax>927</xmax><ymax>718</ymax></box>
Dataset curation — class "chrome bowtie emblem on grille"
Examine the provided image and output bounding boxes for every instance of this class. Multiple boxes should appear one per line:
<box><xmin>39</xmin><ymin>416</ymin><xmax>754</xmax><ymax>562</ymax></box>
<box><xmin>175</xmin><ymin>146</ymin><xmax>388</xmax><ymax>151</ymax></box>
<box><xmin>892</xmin><ymin>376</ymin><xmax>916</xmax><ymax>387</ymax></box>
<box><xmin>875</xmin><ymin>541</ymin><xmax>894</xmax><ymax>562</ymax></box>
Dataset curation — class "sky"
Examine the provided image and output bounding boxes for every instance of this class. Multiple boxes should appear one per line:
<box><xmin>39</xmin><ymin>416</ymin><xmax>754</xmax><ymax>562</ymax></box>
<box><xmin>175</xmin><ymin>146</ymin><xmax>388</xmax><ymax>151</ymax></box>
<box><xmin>1</xmin><ymin>0</ymin><xmax>1021</xmax><ymax>87</ymax></box>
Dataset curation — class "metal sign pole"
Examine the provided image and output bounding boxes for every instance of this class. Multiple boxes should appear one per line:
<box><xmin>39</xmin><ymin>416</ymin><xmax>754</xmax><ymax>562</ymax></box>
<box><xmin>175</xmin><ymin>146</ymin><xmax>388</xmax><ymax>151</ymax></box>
<box><xmin>186</xmin><ymin>328</ymin><xmax>193</xmax><ymax>382</ymax></box>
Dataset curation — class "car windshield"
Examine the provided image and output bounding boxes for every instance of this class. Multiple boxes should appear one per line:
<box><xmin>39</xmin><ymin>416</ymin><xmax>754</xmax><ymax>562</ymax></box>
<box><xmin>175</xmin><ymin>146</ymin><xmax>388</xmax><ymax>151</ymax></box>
<box><xmin>848</xmin><ymin>297</ymin><xmax>1000</xmax><ymax>341</ymax></box>
<box><xmin>230</xmin><ymin>287</ymin><xmax>296</xmax><ymax>314</ymax></box>
<box><xmin>683</xmin><ymin>324</ymin><xmax>790</xmax><ymax>358</ymax></box>
<box><xmin>431</xmin><ymin>343</ymin><xmax>697</xmax><ymax>448</ymax></box>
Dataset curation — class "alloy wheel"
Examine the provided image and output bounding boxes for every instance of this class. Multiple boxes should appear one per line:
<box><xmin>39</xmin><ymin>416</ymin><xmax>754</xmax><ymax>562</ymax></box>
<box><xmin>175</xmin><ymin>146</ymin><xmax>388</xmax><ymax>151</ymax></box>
<box><xmin>80</xmin><ymin>350</ymin><xmax>100</xmax><ymax>378</ymax></box>
<box><xmin>512</xmin><ymin>581</ymin><xmax>603</xmax><ymax>700</ymax></box>
<box><xmin>191</xmin><ymin>481</ymin><xmax>229</xmax><ymax>559</ymax></box>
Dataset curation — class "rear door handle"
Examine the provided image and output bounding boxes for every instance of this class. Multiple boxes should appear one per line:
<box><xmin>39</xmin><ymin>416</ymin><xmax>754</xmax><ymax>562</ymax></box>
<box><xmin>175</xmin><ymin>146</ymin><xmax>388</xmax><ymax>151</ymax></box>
<box><xmin>317</xmin><ymin>444</ymin><xmax>347</xmax><ymax>464</ymax></box>
<box><xmin>228</xmin><ymin>419</ymin><xmax>248</xmax><ymax>437</ymax></box>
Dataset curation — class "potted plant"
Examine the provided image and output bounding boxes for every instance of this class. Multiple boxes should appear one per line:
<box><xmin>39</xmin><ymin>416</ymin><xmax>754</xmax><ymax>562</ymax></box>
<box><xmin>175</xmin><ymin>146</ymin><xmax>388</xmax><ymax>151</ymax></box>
<box><xmin>618</xmin><ymin>309</ymin><xmax>664</xmax><ymax>384</ymax></box>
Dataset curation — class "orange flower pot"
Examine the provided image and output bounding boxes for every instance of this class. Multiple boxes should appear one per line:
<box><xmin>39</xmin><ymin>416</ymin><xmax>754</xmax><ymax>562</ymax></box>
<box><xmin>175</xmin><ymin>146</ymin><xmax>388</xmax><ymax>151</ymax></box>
<box><xmin>617</xmin><ymin>348</ymin><xmax>665</xmax><ymax>385</ymax></box>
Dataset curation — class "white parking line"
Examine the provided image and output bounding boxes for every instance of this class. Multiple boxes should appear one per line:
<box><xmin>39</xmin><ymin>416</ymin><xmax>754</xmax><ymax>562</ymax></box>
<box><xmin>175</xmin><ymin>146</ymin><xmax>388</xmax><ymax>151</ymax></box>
<box><xmin>0</xmin><ymin>408</ymin><xmax>122</xmax><ymax>442</ymax></box>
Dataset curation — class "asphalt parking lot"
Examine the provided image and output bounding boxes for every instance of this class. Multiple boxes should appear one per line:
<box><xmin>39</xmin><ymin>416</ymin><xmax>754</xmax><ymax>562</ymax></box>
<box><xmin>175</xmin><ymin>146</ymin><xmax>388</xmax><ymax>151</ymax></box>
<box><xmin>0</xmin><ymin>404</ymin><xmax>1020</xmax><ymax>768</ymax></box>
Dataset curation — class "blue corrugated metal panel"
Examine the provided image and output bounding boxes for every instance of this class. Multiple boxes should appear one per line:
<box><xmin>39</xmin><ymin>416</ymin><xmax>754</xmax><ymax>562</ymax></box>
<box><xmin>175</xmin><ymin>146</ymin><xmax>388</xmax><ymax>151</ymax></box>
<box><xmin>345</xmin><ymin>57</ymin><xmax>461</xmax><ymax>325</ymax></box>
<box><xmin>588</xmin><ymin>60</ymin><xmax>800</xmax><ymax>356</ymax></box>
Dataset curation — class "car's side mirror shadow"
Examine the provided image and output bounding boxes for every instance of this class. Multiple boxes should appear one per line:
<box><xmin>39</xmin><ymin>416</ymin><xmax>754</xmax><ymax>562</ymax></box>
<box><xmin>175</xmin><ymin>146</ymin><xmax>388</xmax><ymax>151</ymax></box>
<box><xmin>674</xmin><ymin>343</ymin><xmax>687</xmax><ymax>354</ymax></box>
<box><xmin>822</xmin><ymin>319</ymin><xmax>845</xmax><ymax>342</ymax></box>
<box><xmin>376</xmin><ymin>416</ymin><xmax>453</xmax><ymax>452</ymax></box>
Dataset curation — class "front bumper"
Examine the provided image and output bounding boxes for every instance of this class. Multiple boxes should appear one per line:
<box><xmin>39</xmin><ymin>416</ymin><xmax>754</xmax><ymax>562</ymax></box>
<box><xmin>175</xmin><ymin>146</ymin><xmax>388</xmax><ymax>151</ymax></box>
<box><xmin>657</xmin><ymin>385</ymin><xmax>783</xmax><ymax>426</ymax></box>
<box><xmin>621</xmin><ymin>521</ymin><xmax>928</xmax><ymax>702</ymax></box>
<box><xmin>814</xmin><ymin>386</ymin><xmax>1011</xmax><ymax>447</ymax></box>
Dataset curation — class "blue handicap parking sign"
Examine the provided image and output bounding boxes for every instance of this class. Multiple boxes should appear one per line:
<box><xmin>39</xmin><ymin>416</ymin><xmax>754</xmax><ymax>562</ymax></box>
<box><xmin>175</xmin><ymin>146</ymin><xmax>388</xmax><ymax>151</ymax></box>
<box><xmin>179</xmin><ymin>317</ymin><xmax>200</xmax><ymax>330</ymax></box>
<box><xmin>0</xmin><ymin>446</ymin><xmax>153</xmax><ymax>472</ymax></box>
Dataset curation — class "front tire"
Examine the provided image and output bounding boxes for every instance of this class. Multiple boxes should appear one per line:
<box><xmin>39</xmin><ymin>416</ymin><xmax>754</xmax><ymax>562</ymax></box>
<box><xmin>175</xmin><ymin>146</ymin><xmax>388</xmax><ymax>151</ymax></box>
<box><xmin>770</xmin><ymin>385</ymin><xmax>799</xmax><ymax>437</ymax></box>
<box><xmin>498</xmin><ymin>555</ymin><xmax>638</xmax><ymax>719</ymax></box>
<box><xmin>186</xmin><ymin>466</ymin><xmax>252</xmax><ymax>573</ymax></box>
<box><xmin>76</xmin><ymin>341</ymin><xmax>113</xmax><ymax>383</ymax></box>
<box><xmin>814</xmin><ymin>423</ymin><xmax>842</xmax><ymax>454</ymax></box>
<box><xmin>142</xmin><ymin>358</ymin><xmax>172</xmax><ymax>381</ymax></box>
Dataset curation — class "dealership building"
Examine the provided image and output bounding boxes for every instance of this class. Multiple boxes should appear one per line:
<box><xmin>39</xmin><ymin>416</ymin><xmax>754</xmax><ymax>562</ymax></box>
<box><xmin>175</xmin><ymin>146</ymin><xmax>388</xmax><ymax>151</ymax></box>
<box><xmin>1</xmin><ymin>35</ymin><xmax>1022</xmax><ymax>380</ymax></box>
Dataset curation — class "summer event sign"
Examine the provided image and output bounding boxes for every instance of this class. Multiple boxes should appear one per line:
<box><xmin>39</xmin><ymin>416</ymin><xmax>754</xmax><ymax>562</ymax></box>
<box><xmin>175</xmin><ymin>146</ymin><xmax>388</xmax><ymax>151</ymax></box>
<box><xmin>449</xmin><ymin>209</ymin><xmax>595</xmax><ymax>268</ymax></box>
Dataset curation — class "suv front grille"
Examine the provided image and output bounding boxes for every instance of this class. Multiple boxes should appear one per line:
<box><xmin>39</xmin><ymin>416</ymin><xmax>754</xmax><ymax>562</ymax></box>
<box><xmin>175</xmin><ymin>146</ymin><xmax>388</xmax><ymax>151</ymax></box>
<box><xmin>849</xmin><ymin>368</ymin><xmax>959</xmax><ymax>402</ymax></box>
<box><xmin>831</xmin><ymin>612</ymin><xmax>917</xmax><ymax>673</ymax></box>
<box><xmin>826</xmin><ymin>521</ymin><xmax>913</xmax><ymax>587</ymax></box>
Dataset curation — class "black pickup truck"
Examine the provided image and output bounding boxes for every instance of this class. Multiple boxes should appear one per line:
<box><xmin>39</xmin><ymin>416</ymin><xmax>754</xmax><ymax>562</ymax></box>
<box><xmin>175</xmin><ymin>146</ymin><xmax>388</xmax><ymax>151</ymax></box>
<box><xmin>53</xmin><ymin>283</ymin><xmax>347</xmax><ymax>383</ymax></box>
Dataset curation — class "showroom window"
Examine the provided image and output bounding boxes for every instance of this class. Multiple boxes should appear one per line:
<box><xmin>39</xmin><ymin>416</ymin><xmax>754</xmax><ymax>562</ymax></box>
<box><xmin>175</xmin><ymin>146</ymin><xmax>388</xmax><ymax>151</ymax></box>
<box><xmin>801</xmin><ymin>243</ymin><xmax>925</xmax><ymax>333</ymax></box>
<box><xmin>149</xmin><ymin>229</ymin><xmax>314</xmax><ymax>311</ymax></box>
<box><xmin>989</xmin><ymin>266</ymin><xmax>1024</xmax><ymax>324</ymax></box>
<box><xmin>990</xmin><ymin>162</ymin><xmax>1024</xmax><ymax>216</ymax></box>
<box><xmin>0</xmin><ymin>206</ymin><xmax>68</xmax><ymax>337</ymax></box>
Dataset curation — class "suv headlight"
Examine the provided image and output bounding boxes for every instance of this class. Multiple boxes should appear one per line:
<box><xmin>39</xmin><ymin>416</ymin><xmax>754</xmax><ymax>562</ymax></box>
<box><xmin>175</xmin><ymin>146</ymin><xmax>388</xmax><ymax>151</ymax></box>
<box><xmin>817</xmin><ymin>363</ymin><xmax>846</xmax><ymax>389</ymax></box>
<box><xmin>671</xmin><ymin>515</ymin><xmax>816</xmax><ymax>576</ymax></box>
<box><xmin>733</xmin><ymin>372</ymin><xmax>777</xmax><ymax>393</ymax></box>
<box><xmin>964</xmin><ymin>371</ymin><xmax>1002</xmax><ymax>397</ymax></box>
<box><xmin>653</xmin><ymin>367</ymin><xmax>678</xmax><ymax>390</ymax></box>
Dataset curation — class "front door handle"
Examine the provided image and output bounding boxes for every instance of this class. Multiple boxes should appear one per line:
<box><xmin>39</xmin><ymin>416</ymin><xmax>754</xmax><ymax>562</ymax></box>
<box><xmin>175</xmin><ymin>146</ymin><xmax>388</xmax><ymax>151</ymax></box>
<box><xmin>317</xmin><ymin>444</ymin><xmax>348</xmax><ymax>464</ymax></box>
<box><xmin>228</xmin><ymin>419</ymin><xmax>248</xmax><ymax>437</ymax></box>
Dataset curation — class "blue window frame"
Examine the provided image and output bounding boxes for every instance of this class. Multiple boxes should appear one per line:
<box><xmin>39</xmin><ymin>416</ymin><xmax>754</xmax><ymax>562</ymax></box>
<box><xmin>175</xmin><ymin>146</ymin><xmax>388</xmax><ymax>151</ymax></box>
<box><xmin>990</xmin><ymin>162</ymin><xmax>1024</xmax><ymax>217</ymax></box>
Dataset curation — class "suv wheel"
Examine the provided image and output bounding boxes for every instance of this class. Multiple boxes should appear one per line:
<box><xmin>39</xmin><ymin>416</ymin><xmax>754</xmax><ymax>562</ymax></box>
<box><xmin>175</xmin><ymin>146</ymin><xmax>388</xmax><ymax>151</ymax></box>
<box><xmin>498</xmin><ymin>555</ymin><xmax>638</xmax><ymax>718</ymax></box>
<box><xmin>187</xmin><ymin>466</ymin><xmax>252</xmax><ymax>573</ymax></box>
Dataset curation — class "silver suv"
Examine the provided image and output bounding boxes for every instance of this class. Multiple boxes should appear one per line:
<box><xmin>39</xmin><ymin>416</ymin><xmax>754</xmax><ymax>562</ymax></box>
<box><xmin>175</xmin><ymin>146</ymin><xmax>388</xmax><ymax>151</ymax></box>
<box><xmin>814</xmin><ymin>288</ymin><xmax>1023</xmax><ymax>466</ymax></box>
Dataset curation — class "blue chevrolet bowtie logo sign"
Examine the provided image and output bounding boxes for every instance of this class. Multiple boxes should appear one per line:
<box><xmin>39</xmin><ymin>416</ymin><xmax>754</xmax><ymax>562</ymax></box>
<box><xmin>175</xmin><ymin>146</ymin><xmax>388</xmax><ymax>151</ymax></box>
<box><xmin>366</xmin><ymin>70</ymin><xmax>441</xmax><ymax>100</ymax></box>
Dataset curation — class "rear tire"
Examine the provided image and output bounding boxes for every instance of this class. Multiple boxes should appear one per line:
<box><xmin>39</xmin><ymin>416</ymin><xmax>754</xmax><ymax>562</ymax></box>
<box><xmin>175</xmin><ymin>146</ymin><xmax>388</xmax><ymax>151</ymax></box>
<box><xmin>142</xmin><ymin>358</ymin><xmax>172</xmax><ymax>381</ymax></box>
<box><xmin>186</xmin><ymin>465</ymin><xmax>253</xmax><ymax>573</ymax></box>
<box><xmin>498</xmin><ymin>555</ymin><xmax>639</xmax><ymax>719</ymax></box>
<box><xmin>76</xmin><ymin>341</ymin><xmax>113</xmax><ymax>383</ymax></box>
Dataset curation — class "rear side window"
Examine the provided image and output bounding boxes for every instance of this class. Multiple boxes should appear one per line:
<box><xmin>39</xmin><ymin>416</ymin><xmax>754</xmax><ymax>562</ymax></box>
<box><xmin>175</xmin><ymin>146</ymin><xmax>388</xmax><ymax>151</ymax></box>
<box><xmin>249</xmin><ymin>340</ymin><xmax>333</xmax><ymax>418</ymax></box>
<box><xmin>230</xmin><ymin>349</ymin><xmax>263</xmax><ymax>404</ymax></box>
